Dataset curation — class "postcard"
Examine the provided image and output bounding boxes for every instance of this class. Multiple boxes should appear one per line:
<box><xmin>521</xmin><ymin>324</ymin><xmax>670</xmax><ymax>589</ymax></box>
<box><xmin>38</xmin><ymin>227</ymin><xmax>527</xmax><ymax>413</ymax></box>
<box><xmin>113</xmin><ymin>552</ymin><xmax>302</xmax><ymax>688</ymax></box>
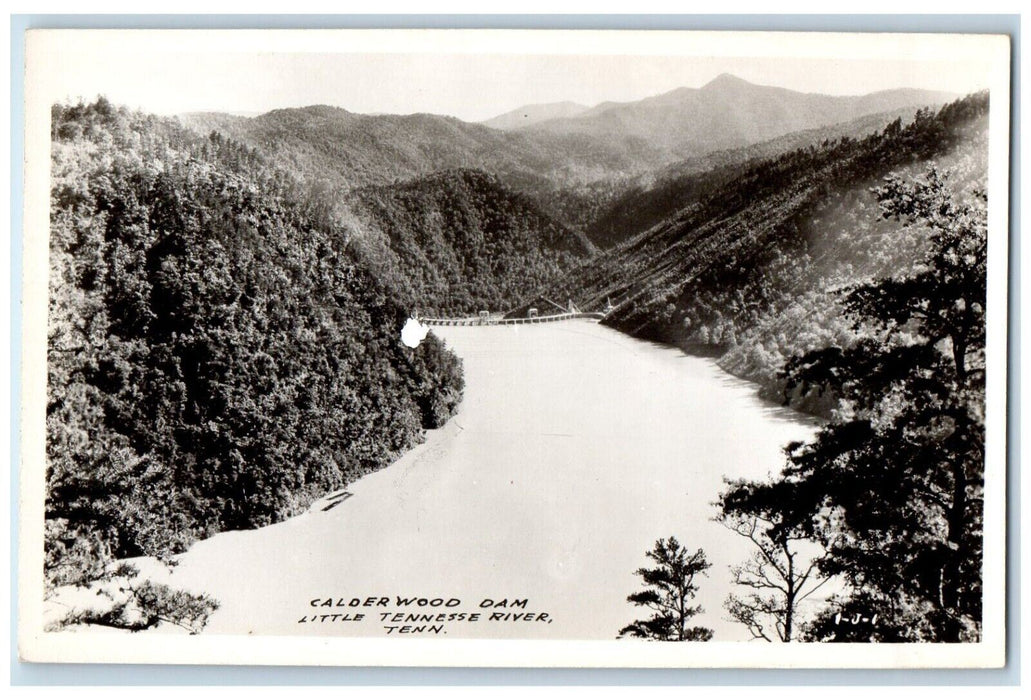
<box><xmin>17</xmin><ymin>27</ymin><xmax>1011</xmax><ymax>667</ymax></box>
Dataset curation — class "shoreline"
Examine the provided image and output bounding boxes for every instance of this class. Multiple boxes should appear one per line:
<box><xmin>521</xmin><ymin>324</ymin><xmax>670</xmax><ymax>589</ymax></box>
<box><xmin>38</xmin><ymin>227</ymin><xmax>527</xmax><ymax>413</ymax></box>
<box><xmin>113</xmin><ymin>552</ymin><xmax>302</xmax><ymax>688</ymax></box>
<box><xmin>47</xmin><ymin>320</ymin><xmax>815</xmax><ymax>640</ymax></box>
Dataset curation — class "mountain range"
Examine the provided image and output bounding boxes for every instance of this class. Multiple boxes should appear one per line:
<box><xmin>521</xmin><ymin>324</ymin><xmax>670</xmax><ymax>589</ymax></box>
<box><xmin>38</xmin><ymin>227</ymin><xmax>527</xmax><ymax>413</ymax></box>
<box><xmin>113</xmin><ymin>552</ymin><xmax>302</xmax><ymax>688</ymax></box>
<box><xmin>177</xmin><ymin>79</ymin><xmax>983</xmax><ymax>411</ymax></box>
<box><xmin>182</xmin><ymin>75</ymin><xmax>955</xmax><ymax>198</ymax></box>
<box><xmin>483</xmin><ymin>73</ymin><xmax>955</xmax><ymax>159</ymax></box>
<box><xmin>180</xmin><ymin>105</ymin><xmax>665</xmax><ymax>192</ymax></box>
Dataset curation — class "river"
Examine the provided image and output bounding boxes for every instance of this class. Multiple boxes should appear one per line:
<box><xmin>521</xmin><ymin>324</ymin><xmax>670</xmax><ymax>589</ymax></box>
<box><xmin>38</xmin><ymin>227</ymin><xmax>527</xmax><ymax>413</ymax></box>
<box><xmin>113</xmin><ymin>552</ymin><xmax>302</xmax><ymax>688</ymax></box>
<box><xmin>161</xmin><ymin>320</ymin><xmax>816</xmax><ymax>640</ymax></box>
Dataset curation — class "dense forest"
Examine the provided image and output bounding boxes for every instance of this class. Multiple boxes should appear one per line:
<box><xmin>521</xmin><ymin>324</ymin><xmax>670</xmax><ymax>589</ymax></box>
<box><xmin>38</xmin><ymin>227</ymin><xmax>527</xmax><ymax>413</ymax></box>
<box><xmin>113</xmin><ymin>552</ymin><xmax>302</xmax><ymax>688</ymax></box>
<box><xmin>341</xmin><ymin>169</ymin><xmax>595</xmax><ymax>316</ymax></box>
<box><xmin>548</xmin><ymin>93</ymin><xmax>989</xmax><ymax>411</ymax></box>
<box><xmin>46</xmin><ymin>100</ymin><xmax>464</xmax><ymax>607</ymax></box>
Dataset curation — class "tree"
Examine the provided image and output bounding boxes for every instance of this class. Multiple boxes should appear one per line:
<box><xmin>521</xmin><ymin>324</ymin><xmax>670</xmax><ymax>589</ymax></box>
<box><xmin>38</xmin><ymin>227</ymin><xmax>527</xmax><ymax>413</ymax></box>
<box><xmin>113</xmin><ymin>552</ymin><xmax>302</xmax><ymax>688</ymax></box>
<box><xmin>770</xmin><ymin>167</ymin><xmax>987</xmax><ymax>641</ymax></box>
<box><xmin>618</xmin><ymin>536</ymin><xmax>713</xmax><ymax>641</ymax></box>
<box><xmin>716</xmin><ymin>479</ymin><xmax>832</xmax><ymax>642</ymax></box>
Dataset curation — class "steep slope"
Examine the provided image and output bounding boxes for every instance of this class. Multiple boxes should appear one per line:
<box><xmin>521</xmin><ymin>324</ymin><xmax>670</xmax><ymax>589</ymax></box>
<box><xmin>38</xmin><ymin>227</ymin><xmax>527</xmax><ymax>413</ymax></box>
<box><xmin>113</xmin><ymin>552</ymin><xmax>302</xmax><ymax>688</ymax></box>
<box><xmin>47</xmin><ymin>99</ymin><xmax>465</xmax><ymax>588</ymax></box>
<box><xmin>548</xmin><ymin>94</ymin><xmax>989</xmax><ymax>410</ymax></box>
<box><xmin>482</xmin><ymin>101</ymin><xmax>590</xmax><ymax>130</ymax></box>
<box><xmin>339</xmin><ymin>169</ymin><xmax>596</xmax><ymax>316</ymax></box>
<box><xmin>525</xmin><ymin>73</ymin><xmax>955</xmax><ymax>160</ymax></box>
<box><xmin>180</xmin><ymin>105</ymin><xmax>666</xmax><ymax>192</ymax></box>
<box><xmin>586</xmin><ymin>104</ymin><xmax>945</xmax><ymax>249</ymax></box>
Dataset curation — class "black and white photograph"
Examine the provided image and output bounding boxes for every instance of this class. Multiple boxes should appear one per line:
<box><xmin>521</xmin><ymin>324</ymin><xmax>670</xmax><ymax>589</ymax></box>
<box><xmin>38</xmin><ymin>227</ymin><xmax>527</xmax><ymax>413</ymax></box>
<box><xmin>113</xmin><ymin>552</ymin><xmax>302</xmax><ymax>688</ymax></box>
<box><xmin>16</xmin><ymin>27</ymin><xmax>1011</xmax><ymax>668</ymax></box>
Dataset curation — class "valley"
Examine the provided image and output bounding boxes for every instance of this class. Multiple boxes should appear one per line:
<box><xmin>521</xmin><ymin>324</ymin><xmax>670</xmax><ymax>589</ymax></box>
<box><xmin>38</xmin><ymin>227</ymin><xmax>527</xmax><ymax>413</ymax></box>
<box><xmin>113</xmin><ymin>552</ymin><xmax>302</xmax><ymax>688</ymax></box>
<box><xmin>43</xmin><ymin>73</ymin><xmax>992</xmax><ymax>643</ymax></box>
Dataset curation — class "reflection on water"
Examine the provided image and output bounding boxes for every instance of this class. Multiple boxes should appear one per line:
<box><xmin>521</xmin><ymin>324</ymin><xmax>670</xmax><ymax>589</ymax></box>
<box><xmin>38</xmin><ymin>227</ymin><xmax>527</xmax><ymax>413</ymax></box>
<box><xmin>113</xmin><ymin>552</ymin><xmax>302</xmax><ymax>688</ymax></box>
<box><xmin>165</xmin><ymin>320</ymin><xmax>817</xmax><ymax>640</ymax></box>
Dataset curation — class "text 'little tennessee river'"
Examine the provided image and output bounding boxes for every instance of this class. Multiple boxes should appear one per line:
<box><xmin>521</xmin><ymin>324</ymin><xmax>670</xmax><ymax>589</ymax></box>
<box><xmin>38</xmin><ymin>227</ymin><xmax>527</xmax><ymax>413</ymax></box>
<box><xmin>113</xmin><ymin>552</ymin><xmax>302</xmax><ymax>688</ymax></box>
<box><xmin>298</xmin><ymin>596</ymin><xmax>555</xmax><ymax>635</ymax></box>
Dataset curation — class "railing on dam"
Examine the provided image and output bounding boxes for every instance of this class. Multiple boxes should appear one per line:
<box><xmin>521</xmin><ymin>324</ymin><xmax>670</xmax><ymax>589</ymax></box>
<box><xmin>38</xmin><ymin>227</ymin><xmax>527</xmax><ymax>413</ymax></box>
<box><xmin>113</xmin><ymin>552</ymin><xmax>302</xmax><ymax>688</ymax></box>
<box><xmin>418</xmin><ymin>311</ymin><xmax>607</xmax><ymax>327</ymax></box>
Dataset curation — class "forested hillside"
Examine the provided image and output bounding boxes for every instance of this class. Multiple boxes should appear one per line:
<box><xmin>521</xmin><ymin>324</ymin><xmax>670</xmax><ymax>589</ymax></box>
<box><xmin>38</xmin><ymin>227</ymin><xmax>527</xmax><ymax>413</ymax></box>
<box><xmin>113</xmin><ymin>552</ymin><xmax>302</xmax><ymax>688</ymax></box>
<box><xmin>46</xmin><ymin>99</ymin><xmax>464</xmax><ymax>595</ymax></box>
<box><xmin>586</xmin><ymin>105</ymin><xmax>943</xmax><ymax>249</ymax></box>
<box><xmin>548</xmin><ymin>93</ymin><xmax>989</xmax><ymax>410</ymax></box>
<box><xmin>340</xmin><ymin>169</ymin><xmax>595</xmax><ymax>316</ymax></box>
<box><xmin>180</xmin><ymin>106</ymin><xmax>665</xmax><ymax>193</ymax></box>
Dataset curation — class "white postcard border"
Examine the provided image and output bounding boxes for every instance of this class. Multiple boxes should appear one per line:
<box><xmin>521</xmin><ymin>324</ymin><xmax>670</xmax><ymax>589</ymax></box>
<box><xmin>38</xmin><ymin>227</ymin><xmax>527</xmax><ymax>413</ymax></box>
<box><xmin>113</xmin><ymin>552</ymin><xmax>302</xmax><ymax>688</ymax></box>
<box><xmin>17</xmin><ymin>27</ymin><xmax>1013</xmax><ymax>669</ymax></box>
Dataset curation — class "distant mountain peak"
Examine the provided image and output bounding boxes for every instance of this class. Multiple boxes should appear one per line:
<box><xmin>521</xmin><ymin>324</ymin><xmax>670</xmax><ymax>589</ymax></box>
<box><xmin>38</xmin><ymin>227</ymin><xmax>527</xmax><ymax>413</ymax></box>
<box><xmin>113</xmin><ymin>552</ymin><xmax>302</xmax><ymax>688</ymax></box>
<box><xmin>700</xmin><ymin>73</ymin><xmax>754</xmax><ymax>90</ymax></box>
<box><xmin>515</xmin><ymin>74</ymin><xmax>953</xmax><ymax>160</ymax></box>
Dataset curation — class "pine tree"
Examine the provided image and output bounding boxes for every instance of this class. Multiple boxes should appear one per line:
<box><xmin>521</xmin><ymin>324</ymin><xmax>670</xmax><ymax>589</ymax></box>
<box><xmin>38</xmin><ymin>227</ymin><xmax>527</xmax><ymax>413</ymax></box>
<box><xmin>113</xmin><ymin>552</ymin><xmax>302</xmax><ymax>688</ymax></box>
<box><xmin>618</xmin><ymin>536</ymin><xmax>714</xmax><ymax>641</ymax></box>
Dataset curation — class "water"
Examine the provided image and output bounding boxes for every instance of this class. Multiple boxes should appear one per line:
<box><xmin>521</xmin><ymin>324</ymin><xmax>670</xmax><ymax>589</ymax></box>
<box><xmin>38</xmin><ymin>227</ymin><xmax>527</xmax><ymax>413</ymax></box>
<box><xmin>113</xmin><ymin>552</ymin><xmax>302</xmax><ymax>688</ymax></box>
<box><xmin>163</xmin><ymin>320</ymin><xmax>816</xmax><ymax>640</ymax></box>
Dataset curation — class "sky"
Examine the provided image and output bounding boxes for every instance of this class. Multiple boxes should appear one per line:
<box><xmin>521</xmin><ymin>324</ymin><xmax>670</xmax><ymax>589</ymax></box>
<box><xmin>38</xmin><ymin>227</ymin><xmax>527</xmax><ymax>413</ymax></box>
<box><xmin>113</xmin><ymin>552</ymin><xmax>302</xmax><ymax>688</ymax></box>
<box><xmin>26</xmin><ymin>30</ymin><xmax>1003</xmax><ymax>122</ymax></box>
